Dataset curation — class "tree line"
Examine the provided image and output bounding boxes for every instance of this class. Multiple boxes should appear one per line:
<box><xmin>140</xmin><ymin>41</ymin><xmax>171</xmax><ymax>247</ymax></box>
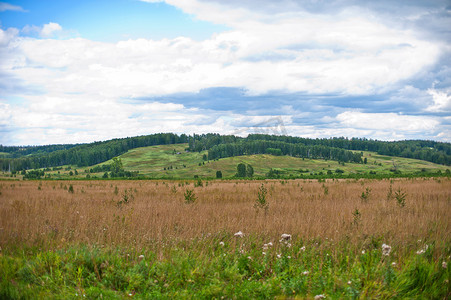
<box><xmin>189</xmin><ymin>134</ymin><xmax>451</xmax><ymax>165</ymax></box>
<box><xmin>1</xmin><ymin>133</ymin><xmax>450</xmax><ymax>172</ymax></box>
<box><xmin>206</xmin><ymin>140</ymin><xmax>363</xmax><ymax>163</ymax></box>
<box><xmin>0</xmin><ymin>133</ymin><xmax>189</xmax><ymax>172</ymax></box>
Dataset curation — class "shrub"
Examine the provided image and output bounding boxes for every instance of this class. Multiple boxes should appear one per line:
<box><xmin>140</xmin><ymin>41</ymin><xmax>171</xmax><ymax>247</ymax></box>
<box><xmin>254</xmin><ymin>184</ymin><xmax>269</xmax><ymax>214</ymax></box>
<box><xmin>395</xmin><ymin>188</ymin><xmax>407</xmax><ymax>207</ymax></box>
<box><xmin>184</xmin><ymin>189</ymin><xmax>196</xmax><ymax>204</ymax></box>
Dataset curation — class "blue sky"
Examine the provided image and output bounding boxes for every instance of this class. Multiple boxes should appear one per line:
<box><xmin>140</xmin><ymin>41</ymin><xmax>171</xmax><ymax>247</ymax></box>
<box><xmin>0</xmin><ymin>0</ymin><xmax>450</xmax><ymax>145</ymax></box>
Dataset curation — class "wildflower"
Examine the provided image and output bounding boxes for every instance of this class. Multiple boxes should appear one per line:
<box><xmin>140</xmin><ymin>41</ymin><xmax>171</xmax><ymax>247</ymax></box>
<box><xmin>263</xmin><ymin>242</ymin><xmax>273</xmax><ymax>250</ymax></box>
<box><xmin>302</xmin><ymin>271</ymin><xmax>309</xmax><ymax>275</ymax></box>
<box><xmin>247</xmin><ymin>256</ymin><xmax>252</xmax><ymax>260</ymax></box>
<box><xmin>300</xmin><ymin>246</ymin><xmax>306</xmax><ymax>252</ymax></box>
<box><xmin>287</xmin><ymin>256</ymin><xmax>291</xmax><ymax>259</ymax></box>
<box><xmin>361</xmin><ymin>250</ymin><xmax>365</xmax><ymax>254</ymax></box>
<box><xmin>280</xmin><ymin>233</ymin><xmax>292</xmax><ymax>242</ymax></box>
<box><xmin>138</xmin><ymin>255</ymin><xmax>144</xmax><ymax>261</ymax></box>
<box><xmin>392</xmin><ymin>262</ymin><xmax>396</xmax><ymax>266</ymax></box>
<box><xmin>382</xmin><ymin>244</ymin><xmax>391</xmax><ymax>256</ymax></box>
<box><xmin>234</xmin><ymin>231</ymin><xmax>244</xmax><ymax>238</ymax></box>
<box><xmin>277</xmin><ymin>254</ymin><xmax>282</xmax><ymax>259</ymax></box>
<box><xmin>347</xmin><ymin>281</ymin><xmax>352</xmax><ymax>285</ymax></box>
<box><xmin>314</xmin><ymin>294</ymin><xmax>325</xmax><ymax>299</ymax></box>
<box><xmin>219</xmin><ymin>241</ymin><xmax>225</xmax><ymax>246</ymax></box>
<box><xmin>416</xmin><ymin>245</ymin><xmax>428</xmax><ymax>255</ymax></box>
<box><xmin>262</xmin><ymin>252</ymin><xmax>266</xmax><ymax>256</ymax></box>
<box><xmin>443</xmin><ymin>261</ymin><xmax>448</xmax><ymax>269</ymax></box>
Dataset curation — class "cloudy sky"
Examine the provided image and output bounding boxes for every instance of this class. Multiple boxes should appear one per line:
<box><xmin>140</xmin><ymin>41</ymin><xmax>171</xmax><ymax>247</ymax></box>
<box><xmin>0</xmin><ymin>0</ymin><xmax>450</xmax><ymax>145</ymax></box>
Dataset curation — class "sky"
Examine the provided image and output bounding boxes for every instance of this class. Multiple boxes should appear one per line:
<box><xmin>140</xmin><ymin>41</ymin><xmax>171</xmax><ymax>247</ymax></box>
<box><xmin>0</xmin><ymin>0</ymin><xmax>450</xmax><ymax>146</ymax></box>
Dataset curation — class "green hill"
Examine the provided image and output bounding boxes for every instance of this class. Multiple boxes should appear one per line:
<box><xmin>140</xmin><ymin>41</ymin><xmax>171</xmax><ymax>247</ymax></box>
<box><xmin>26</xmin><ymin>143</ymin><xmax>447</xmax><ymax>180</ymax></box>
<box><xmin>1</xmin><ymin>133</ymin><xmax>450</xmax><ymax>179</ymax></box>
<box><xmin>118</xmin><ymin>144</ymin><xmax>449</xmax><ymax>178</ymax></box>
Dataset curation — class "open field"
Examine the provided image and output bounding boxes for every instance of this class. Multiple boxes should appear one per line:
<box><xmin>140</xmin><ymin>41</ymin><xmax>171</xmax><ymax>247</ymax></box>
<box><xmin>0</xmin><ymin>178</ymin><xmax>450</xmax><ymax>298</ymax></box>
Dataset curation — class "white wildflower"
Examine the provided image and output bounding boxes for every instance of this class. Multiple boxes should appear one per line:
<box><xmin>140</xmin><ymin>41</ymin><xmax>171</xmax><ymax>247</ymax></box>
<box><xmin>347</xmin><ymin>281</ymin><xmax>352</xmax><ymax>285</ymax></box>
<box><xmin>287</xmin><ymin>256</ymin><xmax>291</xmax><ymax>259</ymax></box>
<box><xmin>392</xmin><ymin>262</ymin><xmax>396</xmax><ymax>266</ymax></box>
<box><xmin>314</xmin><ymin>294</ymin><xmax>325</xmax><ymax>299</ymax></box>
<box><xmin>138</xmin><ymin>255</ymin><xmax>144</xmax><ymax>261</ymax></box>
<box><xmin>219</xmin><ymin>241</ymin><xmax>225</xmax><ymax>246</ymax></box>
<box><xmin>277</xmin><ymin>254</ymin><xmax>282</xmax><ymax>259</ymax></box>
<box><xmin>302</xmin><ymin>271</ymin><xmax>309</xmax><ymax>275</ymax></box>
<box><xmin>382</xmin><ymin>244</ymin><xmax>391</xmax><ymax>256</ymax></box>
<box><xmin>416</xmin><ymin>245</ymin><xmax>428</xmax><ymax>255</ymax></box>
<box><xmin>262</xmin><ymin>252</ymin><xmax>266</xmax><ymax>256</ymax></box>
<box><xmin>442</xmin><ymin>261</ymin><xmax>447</xmax><ymax>269</ymax></box>
<box><xmin>247</xmin><ymin>256</ymin><xmax>252</xmax><ymax>260</ymax></box>
<box><xmin>280</xmin><ymin>233</ymin><xmax>292</xmax><ymax>243</ymax></box>
<box><xmin>361</xmin><ymin>250</ymin><xmax>365</xmax><ymax>254</ymax></box>
<box><xmin>300</xmin><ymin>246</ymin><xmax>306</xmax><ymax>252</ymax></box>
<box><xmin>234</xmin><ymin>231</ymin><xmax>244</xmax><ymax>238</ymax></box>
<box><xmin>262</xmin><ymin>244</ymin><xmax>268</xmax><ymax>250</ymax></box>
<box><xmin>268</xmin><ymin>242</ymin><xmax>273</xmax><ymax>247</ymax></box>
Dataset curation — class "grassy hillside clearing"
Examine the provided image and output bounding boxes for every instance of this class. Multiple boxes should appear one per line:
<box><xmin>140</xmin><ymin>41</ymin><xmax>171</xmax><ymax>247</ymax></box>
<box><xmin>1</xmin><ymin>143</ymin><xmax>449</xmax><ymax>180</ymax></box>
<box><xmin>117</xmin><ymin>144</ymin><xmax>449</xmax><ymax>178</ymax></box>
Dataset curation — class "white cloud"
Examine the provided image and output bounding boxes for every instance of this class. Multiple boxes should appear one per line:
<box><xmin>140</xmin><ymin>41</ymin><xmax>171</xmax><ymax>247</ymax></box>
<box><xmin>2</xmin><ymin>14</ymin><xmax>441</xmax><ymax>99</ymax></box>
<box><xmin>39</xmin><ymin>22</ymin><xmax>63</xmax><ymax>38</ymax></box>
<box><xmin>427</xmin><ymin>88</ymin><xmax>451</xmax><ymax>112</ymax></box>
<box><xmin>336</xmin><ymin>111</ymin><xmax>439</xmax><ymax>132</ymax></box>
<box><xmin>0</xmin><ymin>2</ymin><xmax>25</xmax><ymax>12</ymax></box>
<box><xmin>0</xmin><ymin>27</ymin><xmax>19</xmax><ymax>46</ymax></box>
<box><xmin>21</xmin><ymin>22</ymin><xmax>64</xmax><ymax>39</ymax></box>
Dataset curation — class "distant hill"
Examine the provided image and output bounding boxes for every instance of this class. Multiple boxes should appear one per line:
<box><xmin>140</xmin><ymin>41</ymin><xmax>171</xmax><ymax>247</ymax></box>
<box><xmin>1</xmin><ymin>133</ymin><xmax>450</xmax><ymax>177</ymax></box>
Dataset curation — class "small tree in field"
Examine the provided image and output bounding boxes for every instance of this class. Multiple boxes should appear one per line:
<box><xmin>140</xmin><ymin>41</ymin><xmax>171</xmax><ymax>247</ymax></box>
<box><xmin>246</xmin><ymin>164</ymin><xmax>254</xmax><ymax>177</ymax></box>
<box><xmin>254</xmin><ymin>184</ymin><xmax>269</xmax><ymax>214</ymax></box>
<box><xmin>236</xmin><ymin>163</ymin><xmax>254</xmax><ymax>178</ymax></box>
<box><xmin>236</xmin><ymin>163</ymin><xmax>246</xmax><ymax>177</ymax></box>
<box><xmin>184</xmin><ymin>189</ymin><xmax>196</xmax><ymax>204</ymax></box>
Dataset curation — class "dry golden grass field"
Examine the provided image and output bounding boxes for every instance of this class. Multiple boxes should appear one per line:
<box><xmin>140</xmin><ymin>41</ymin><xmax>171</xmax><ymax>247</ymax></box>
<box><xmin>1</xmin><ymin>178</ymin><xmax>450</xmax><ymax>298</ymax></box>
<box><xmin>1</xmin><ymin>178</ymin><xmax>450</xmax><ymax>256</ymax></box>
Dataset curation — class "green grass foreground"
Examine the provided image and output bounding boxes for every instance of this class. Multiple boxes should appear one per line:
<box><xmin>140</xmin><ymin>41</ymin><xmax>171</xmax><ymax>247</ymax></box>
<box><xmin>1</xmin><ymin>238</ymin><xmax>450</xmax><ymax>299</ymax></box>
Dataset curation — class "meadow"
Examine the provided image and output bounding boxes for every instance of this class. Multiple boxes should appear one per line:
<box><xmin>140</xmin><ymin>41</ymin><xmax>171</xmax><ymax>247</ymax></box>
<box><xmin>0</xmin><ymin>178</ymin><xmax>450</xmax><ymax>298</ymax></box>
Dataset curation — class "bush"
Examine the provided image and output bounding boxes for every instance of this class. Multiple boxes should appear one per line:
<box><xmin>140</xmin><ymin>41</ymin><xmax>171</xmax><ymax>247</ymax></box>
<box><xmin>184</xmin><ymin>189</ymin><xmax>196</xmax><ymax>204</ymax></box>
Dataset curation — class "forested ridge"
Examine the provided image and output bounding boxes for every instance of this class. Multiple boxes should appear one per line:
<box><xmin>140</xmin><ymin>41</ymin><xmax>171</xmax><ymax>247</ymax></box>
<box><xmin>1</xmin><ymin>133</ymin><xmax>188</xmax><ymax>172</ymax></box>
<box><xmin>1</xmin><ymin>133</ymin><xmax>450</xmax><ymax>171</ymax></box>
<box><xmin>189</xmin><ymin>134</ymin><xmax>451</xmax><ymax>165</ymax></box>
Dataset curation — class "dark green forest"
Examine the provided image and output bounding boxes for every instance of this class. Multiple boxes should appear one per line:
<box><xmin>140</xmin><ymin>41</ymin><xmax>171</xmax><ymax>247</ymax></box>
<box><xmin>1</xmin><ymin>133</ymin><xmax>450</xmax><ymax>172</ymax></box>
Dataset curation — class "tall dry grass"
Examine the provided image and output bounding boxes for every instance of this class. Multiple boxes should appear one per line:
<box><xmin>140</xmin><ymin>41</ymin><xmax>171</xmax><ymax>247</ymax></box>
<box><xmin>0</xmin><ymin>178</ymin><xmax>450</xmax><ymax>256</ymax></box>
